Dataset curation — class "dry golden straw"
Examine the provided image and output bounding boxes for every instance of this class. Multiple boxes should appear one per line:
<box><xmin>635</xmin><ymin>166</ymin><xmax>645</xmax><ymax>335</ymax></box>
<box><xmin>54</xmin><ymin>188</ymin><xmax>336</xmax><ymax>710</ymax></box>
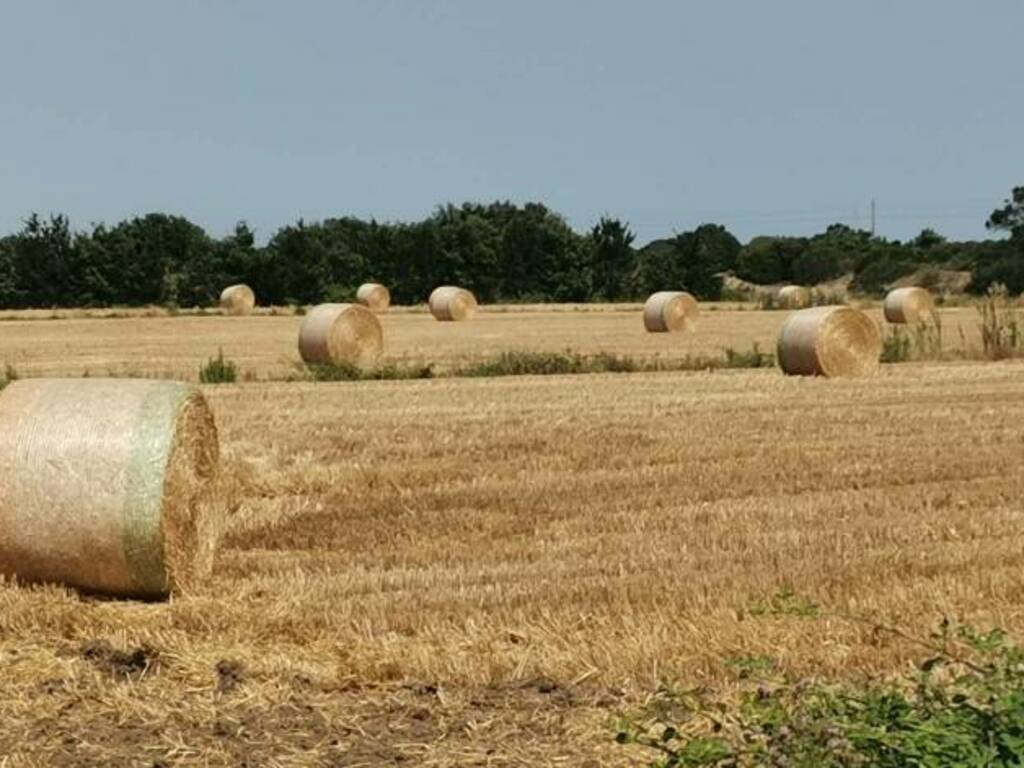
<box><xmin>356</xmin><ymin>283</ymin><xmax>391</xmax><ymax>312</ymax></box>
<box><xmin>778</xmin><ymin>285</ymin><xmax>811</xmax><ymax>309</ymax></box>
<box><xmin>643</xmin><ymin>291</ymin><xmax>699</xmax><ymax>332</ymax></box>
<box><xmin>219</xmin><ymin>284</ymin><xmax>256</xmax><ymax>315</ymax></box>
<box><xmin>298</xmin><ymin>303</ymin><xmax>383</xmax><ymax>366</ymax></box>
<box><xmin>884</xmin><ymin>287</ymin><xmax>935</xmax><ymax>324</ymax></box>
<box><xmin>0</xmin><ymin>378</ymin><xmax>219</xmax><ymax>598</ymax></box>
<box><xmin>777</xmin><ymin>305</ymin><xmax>881</xmax><ymax>377</ymax></box>
<box><xmin>429</xmin><ymin>286</ymin><xmax>478</xmax><ymax>321</ymax></box>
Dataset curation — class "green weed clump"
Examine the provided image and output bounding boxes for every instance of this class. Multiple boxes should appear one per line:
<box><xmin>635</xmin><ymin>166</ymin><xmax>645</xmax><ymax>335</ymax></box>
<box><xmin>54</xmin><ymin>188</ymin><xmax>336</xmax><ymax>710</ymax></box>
<box><xmin>292</xmin><ymin>346</ymin><xmax>775</xmax><ymax>384</ymax></box>
<box><xmin>723</xmin><ymin>343</ymin><xmax>774</xmax><ymax>369</ymax></box>
<box><xmin>303</xmin><ymin>362</ymin><xmax>434</xmax><ymax>382</ymax></box>
<box><xmin>199</xmin><ymin>349</ymin><xmax>238</xmax><ymax>384</ymax></box>
<box><xmin>458</xmin><ymin>350</ymin><xmax>592</xmax><ymax>377</ymax></box>
<box><xmin>616</xmin><ymin>619</ymin><xmax>1024</xmax><ymax>767</ymax></box>
<box><xmin>457</xmin><ymin>347</ymin><xmax>774</xmax><ymax>378</ymax></box>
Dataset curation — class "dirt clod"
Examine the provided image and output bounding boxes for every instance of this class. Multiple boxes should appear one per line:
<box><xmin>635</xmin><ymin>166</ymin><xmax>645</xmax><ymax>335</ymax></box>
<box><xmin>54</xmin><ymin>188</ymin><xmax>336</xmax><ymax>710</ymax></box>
<box><xmin>80</xmin><ymin>639</ymin><xmax>156</xmax><ymax>679</ymax></box>
<box><xmin>216</xmin><ymin>659</ymin><xmax>246</xmax><ymax>693</ymax></box>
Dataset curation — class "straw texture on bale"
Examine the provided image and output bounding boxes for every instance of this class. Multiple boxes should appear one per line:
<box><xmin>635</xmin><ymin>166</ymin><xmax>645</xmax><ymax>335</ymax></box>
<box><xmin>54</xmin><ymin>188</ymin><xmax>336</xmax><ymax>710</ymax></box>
<box><xmin>429</xmin><ymin>286</ymin><xmax>478</xmax><ymax>322</ymax></box>
<box><xmin>884</xmin><ymin>286</ymin><xmax>935</xmax><ymax>324</ymax></box>
<box><xmin>219</xmin><ymin>284</ymin><xmax>256</xmax><ymax>315</ymax></box>
<box><xmin>643</xmin><ymin>291</ymin><xmax>699</xmax><ymax>333</ymax></box>
<box><xmin>778</xmin><ymin>285</ymin><xmax>811</xmax><ymax>309</ymax></box>
<box><xmin>356</xmin><ymin>283</ymin><xmax>391</xmax><ymax>312</ymax></box>
<box><xmin>298</xmin><ymin>303</ymin><xmax>383</xmax><ymax>366</ymax></box>
<box><xmin>0</xmin><ymin>378</ymin><xmax>219</xmax><ymax>598</ymax></box>
<box><xmin>777</xmin><ymin>306</ymin><xmax>881</xmax><ymax>378</ymax></box>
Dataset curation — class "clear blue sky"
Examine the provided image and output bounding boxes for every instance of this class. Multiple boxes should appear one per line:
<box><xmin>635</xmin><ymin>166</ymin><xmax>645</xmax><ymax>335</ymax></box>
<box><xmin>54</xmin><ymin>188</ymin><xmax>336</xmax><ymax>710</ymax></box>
<box><xmin>1</xmin><ymin>0</ymin><xmax>1020</xmax><ymax>245</ymax></box>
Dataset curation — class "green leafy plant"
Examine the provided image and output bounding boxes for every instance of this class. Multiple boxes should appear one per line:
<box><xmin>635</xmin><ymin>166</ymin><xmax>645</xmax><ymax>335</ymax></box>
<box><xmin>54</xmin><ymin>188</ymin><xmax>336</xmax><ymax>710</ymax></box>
<box><xmin>723</xmin><ymin>343</ymin><xmax>774</xmax><ymax>369</ymax></box>
<box><xmin>616</xmin><ymin>620</ymin><xmax>1024</xmax><ymax>767</ymax></box>
<box><xmin>199</xmin><ymin>349</ymin><xmax>238</xmax><ymax>384</ymax></box>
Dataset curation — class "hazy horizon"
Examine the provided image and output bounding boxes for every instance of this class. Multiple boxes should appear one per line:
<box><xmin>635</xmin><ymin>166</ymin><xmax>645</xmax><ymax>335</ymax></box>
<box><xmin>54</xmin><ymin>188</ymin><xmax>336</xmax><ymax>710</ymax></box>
<box><xmin>2</xmin><ymin>0</ymin><xmax>1020</xmax><ymax>245</ymax></box>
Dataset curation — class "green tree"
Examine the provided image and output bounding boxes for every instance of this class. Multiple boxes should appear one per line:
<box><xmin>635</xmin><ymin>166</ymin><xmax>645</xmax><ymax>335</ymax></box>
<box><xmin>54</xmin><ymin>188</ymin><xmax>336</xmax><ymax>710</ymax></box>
<box><xmin>589</xmin><ymin>217</ymin><xmax>636</xmax><ymax>300</ymax></box>
<box><xmin>736</xmin><ymin>236</ymin><xmax>807</xmax><ymax>284</ymax></box>
<box><xmin>913</xmin><ymin>227</ymin><xmax>947</xmax><ymax>250</ymax></box>
<box><xmin>89</xmin><ymin>214</ymin><xmax>215</xmax><ymax>306</ymax></box>
<box><xmin>635</xmin><ymin>224</ymin><xmax>739</xmax><ymax>300</ymax></box>
<box><xmin>987</xmin><ymin>187</ymin><xmax>1024</xmax><ymax>241</ymax></box>
<box><xmin>0</xmin><ymin>238</ymin><xmax>16</xmax><ymax>307</ymax></box>
<box><xmin>7</xmin><ymin>214</ymin><xmax>85</xmax><ymax>308</ymax></box>
<box><xmin>499</xmin><ymin>203</ymin><xmax>582</xmax><ymax>300</ymax></box>
<box><xmin>264</xmin><ymin>220</ymin><xmax>330</xmax><ymax>304</ymax></box>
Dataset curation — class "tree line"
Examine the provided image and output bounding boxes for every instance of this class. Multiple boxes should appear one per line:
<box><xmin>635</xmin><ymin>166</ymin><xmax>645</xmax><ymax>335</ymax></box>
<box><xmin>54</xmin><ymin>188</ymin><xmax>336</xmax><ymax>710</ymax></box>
<box><xmin>0</xmin><ymin>189</ymin><xmax>1021</xmax><ymax>309</ymax></box>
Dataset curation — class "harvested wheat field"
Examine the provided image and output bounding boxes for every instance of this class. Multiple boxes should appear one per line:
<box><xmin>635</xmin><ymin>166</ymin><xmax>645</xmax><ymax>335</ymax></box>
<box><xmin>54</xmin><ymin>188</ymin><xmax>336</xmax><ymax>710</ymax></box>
<box><xmin>1</xmin><ymin>358</ymin><xmax>1023</xmax><ymax>765</ymax></box>
<box><xmin>0</xmin><ymin>303</ymin><xmax>985</xmax><ymax>380</ymax></box>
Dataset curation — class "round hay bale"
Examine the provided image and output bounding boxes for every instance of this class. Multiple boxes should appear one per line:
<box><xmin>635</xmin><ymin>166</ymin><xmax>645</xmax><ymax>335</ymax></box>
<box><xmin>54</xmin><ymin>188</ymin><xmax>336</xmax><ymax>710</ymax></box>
<box><xmin>778</xmin><ymin>285</ymin><xmax>811</xmax><ymax>309</ymax></box>
<box><xmin>356</xmin><ymin>283</ymin><xmax>391</xmax><ymax>312</ymax></box>
<box><xmin>643</xmin><ymin>291</ymin><xmax>699</xmax><ymax>333</ymax></box>
<box><xmin>298</xmin><ymin>303</ymin><xmax>383</xmax><ymax>366</ymax></box>
<box><xmin>429</xmin><ymin>286</ymin><xmax>478</xmax><ymax>322</ymax></box>
<box><xmin>777</xmin><ymin>306</ymin><xmax>881</xmax><ymax>378</ymax></box>
<box><xmin>884</xmin><ymin>287</ymin><xmax>935</xmax><ymax>324</ymax></box>
<box><xmin>219</xmin><ymin>284</ymin><xmax>256</xmax><ymax>315</ymax></box>
<box><xmin>0</xmin><ymin>378</ymin><xmax>219</xmax><ymax>598</ymax></box>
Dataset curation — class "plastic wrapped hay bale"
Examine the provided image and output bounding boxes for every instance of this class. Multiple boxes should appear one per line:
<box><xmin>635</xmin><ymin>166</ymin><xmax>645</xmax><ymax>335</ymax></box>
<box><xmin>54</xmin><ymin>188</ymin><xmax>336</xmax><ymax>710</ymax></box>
<box><xmin>428</xmin><ymin>286</ymin><xmax>478</xmax><ymax>322</ymax></box>
<box><xmin>778</xmin><ymin>285</ymin><xmax>811</xmax><ymax>309</ymax></box>
<box><xmin>219</xmin><ymin>284</ymin><xmax>256</xmax><ymax>315</ymax></box>
<box><xmin>0</xmin><ymin>378</ymin><xmax>219</xmax><ymax>598</ymax></box>
<box><xmin>298</xmin><ymin>303</ymin><xmax>383</xmax><ymax>366</ymax></box>
<box><xmin>356</xmin><ymin>283</ymin><xmax>391</xmax><ymax>313</ymax></box>
<box><xmin>777</xmin><ymin>306</ymin><xmax>881</xmax><ymax>377</ymax></box>
<box><xmin>884</xmin><ymin>287</ymin><xmax>935</xmax><ymax>324</ymax></box>
<box><xmin>643</xmin><ymin>291</ymin><xmax>699</xmax><ymax>333</ymax></box>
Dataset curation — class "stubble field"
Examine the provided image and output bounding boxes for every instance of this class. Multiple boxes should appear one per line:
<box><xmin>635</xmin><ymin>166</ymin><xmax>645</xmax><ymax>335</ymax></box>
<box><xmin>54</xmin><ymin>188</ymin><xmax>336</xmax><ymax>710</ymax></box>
<box><xmin>0</xmin><ymin>303</ymin><xmax>985</xmax><ymax>380</ymax></box>
<box><xmin>0</xmin><ymin>304</ymin><xmax>1022</xmax><ymax>766</ymax></box>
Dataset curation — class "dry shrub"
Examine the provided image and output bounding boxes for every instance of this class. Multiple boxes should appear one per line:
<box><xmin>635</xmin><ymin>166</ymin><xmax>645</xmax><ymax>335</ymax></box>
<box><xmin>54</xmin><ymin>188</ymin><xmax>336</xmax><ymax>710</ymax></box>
<box><xmin>0</xmin><ymin>378</ymin><xmax>219</xmax><ymax>598</ymax></box>
<box><xmin>298</xmin><ymin>303</ymin><xmax>383</xmax><ymax>366</ymax></box>
<box><xmin>776</xmin><ymin>306</ymin><xmax>881</xmax><ymax>377</ymax></box>
<box><xmin>356</xmin><ymin>283</ymin><xmax>391</xmax><ymax>312</ymax></box>
<box><xmin>429</xmin><ymin>286</ymin><xmax>478</xmax><ymax>321</ymax></box>
<box><xmin>778</xmin><ymin>285</ymin><xmax>811</xmax><ymax>309</ymax></box>
<box><xmin>978</xmin><ymin>284</ymin><xmax>1023</xmax><ymax>360</ymax></box>
<box><xmin>219</xmin><ymin>284</ymin><xmax>256</xmax><ymax>316</ymax></box>
<box><xmin>643</xmin><ymin>291</ymin><xmax>698</xmax><ymax>333</ymax></box>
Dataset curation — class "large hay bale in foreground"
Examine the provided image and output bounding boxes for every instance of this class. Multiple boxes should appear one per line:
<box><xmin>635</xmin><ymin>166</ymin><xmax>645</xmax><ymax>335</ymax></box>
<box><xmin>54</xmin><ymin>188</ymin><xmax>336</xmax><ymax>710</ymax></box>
<box><xmin>356</xmin><ymin>283</ymin><xmax>391</xmax><ymax>312</ymax></box>
<box><xmin>884</xmin><ymin>287</ymin><xmax>935</xmax><ymax>324</ymax></box>
<box><xmin>778</xmin><ymin>285</ymin><xmax>811</xmax><ymax>309</ymax></box>
<box><xmin>0</xmin><ymin>379</ymin><xmax>219</xmax><ymax>598</ymax></box>
<box><xmin>429</xmin><ymin>286</ymin><xmax>478</xmax><ymax>321</ymax></box>
<box><xmin>219</xmin><ymin>284</ymin><xmax>256</xmax><ymax>315</ymax></box>
<box><xmin>298</xmin><ymin>303</ymin><xmax>383</xmax><ymax>366</ymax></box>
<box><xmin>643</xmin><ymin>291</ymin><xmax>699</xmax><ymax>332</ymax></box>
<box><xmin>777</xmin><ymin>306</ymin><xmax>881</xmax><ymax>377</ymax></box>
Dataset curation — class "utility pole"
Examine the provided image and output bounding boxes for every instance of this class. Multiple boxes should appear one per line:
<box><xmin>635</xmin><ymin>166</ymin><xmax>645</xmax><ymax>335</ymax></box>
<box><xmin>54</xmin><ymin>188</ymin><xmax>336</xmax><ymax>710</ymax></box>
<box><xmin>870</xmin><ymin>198</ymin><xmax>876</xmax><ymax>236</ymax></box>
